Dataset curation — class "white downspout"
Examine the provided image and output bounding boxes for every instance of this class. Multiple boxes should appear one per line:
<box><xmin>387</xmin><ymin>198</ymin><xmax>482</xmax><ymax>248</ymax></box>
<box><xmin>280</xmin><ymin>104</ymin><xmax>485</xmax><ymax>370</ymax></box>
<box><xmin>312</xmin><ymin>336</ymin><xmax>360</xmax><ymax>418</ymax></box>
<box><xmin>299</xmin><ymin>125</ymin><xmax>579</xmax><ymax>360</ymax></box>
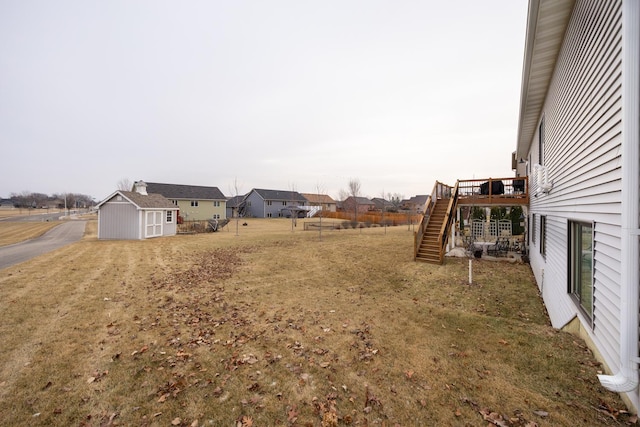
<box><xmin>598</xmin><ymin>0</ymin><xmax>640</xmax><ymax>394</ymax></box>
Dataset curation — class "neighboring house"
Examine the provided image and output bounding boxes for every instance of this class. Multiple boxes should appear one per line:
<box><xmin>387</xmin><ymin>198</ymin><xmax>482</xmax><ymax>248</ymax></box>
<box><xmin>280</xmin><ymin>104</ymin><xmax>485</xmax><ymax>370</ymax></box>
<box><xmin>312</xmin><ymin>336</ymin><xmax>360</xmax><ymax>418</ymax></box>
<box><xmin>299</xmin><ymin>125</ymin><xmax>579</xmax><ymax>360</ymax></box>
<box><xmin>97</xmin><ymin>181</ymin><xmax>178</xmax><ymax>240</ymax></box>
<box><xmin>301</xmin><ymin>193</ymin><xmax>337</xmax><ymax>213</ymax></box>
<box><xmin>0</xmin><ymin>198</ymin><xmax>15</xmax><ymax>209</ymax></box>
<box><xmin>144</xmin><ymin>181</ymin><xmax>227</xmax><ymax>221</ymax></box>
<box><xmin>371</xmin><ymin>197</ymin><xmax>394</xmax><ymax>212</ymax></box>
<box><xmin>341</xmin><ymin>196</ymin><xmax>375</xmax><ymax>215</ymax></box>
<box><xmin>515</xmin><ymin>0</ymin><xmax>640</xmax><ymax>410</ymax></box>
<box><xmin>401</xmin><ymin>195</ymin><xmax>429</xmax><ymax>213</ymax></box>
<box><xmin>226</xmin><ymin>195</ymin><xmax>246</xmax><ymax>219</ymax></box>
<box><xmin>243</xmin><ymin>188</ymin><xmax>307</xmax><ymax>218</ymax></box>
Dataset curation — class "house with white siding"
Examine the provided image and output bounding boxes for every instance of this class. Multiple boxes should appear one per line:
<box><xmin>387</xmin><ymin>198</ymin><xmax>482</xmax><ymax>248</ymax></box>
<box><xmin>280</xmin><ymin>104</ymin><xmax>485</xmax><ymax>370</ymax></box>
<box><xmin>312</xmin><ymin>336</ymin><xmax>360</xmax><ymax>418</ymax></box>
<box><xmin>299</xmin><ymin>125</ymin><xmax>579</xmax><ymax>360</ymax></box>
<box><xmin>516</xmin><ymin>0</ymin><xmax>639</xmax><ymax>410</ymax></box>
<box><xmin>97</xmin><ymin>181</ymin><xmax>178</xmax><ymax>240</ymax></box>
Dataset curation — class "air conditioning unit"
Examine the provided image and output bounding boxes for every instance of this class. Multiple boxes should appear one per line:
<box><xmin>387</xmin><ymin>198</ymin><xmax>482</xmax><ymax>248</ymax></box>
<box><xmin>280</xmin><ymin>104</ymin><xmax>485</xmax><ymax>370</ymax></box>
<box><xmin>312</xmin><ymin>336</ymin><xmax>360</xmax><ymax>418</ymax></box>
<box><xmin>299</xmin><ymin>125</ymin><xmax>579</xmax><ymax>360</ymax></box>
<box><xmin>533</xmin><ymin>164</ymin><xmax>553</xmax><ymax>195</ymax></box>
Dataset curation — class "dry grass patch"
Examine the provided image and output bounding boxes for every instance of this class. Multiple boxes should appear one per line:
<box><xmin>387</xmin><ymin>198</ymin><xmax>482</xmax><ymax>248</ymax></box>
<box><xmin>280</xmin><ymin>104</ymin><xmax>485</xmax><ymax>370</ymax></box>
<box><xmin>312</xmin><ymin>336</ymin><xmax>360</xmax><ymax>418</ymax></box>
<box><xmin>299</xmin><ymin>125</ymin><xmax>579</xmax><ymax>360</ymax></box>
<box><xmin>0</xmin><ymin>221</ymin><xmax>62</xmax><ymax>246</ymax></box>
<box><xmin>0</xmin><ymin>209</ymin><xmax>62</xmax><ymax>219</ymax></box>
<box><xmin>0</xmin><ymin>219</ymin><xmax>633</xmax><ymax>426</ymax></box>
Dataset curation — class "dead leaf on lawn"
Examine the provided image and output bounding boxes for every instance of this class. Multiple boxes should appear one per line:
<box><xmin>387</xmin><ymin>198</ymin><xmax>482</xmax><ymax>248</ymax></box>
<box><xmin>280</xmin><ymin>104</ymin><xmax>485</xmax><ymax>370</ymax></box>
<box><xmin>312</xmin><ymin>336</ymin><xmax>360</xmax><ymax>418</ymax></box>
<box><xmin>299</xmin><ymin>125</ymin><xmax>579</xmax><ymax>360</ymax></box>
<box><xmin>287</xmin><ymin>405</ymin><xmax>298</xmax><ymax>423</ymax></box>
<box><xmin>236</xmin><ymin>415</ymin><xmax>253</xmax><ymax>427</ymax></box>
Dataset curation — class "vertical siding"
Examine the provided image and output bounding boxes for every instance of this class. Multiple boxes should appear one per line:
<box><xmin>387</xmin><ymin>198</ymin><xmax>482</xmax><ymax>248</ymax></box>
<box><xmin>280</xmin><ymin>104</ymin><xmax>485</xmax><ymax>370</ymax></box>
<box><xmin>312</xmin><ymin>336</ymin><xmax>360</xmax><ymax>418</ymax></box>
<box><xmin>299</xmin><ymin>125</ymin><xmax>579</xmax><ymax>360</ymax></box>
<box><xmin>244</xmin><ymin>192</ymin><xmax>265</xmax><ymax>218</ymax></box>
<box><xmin>98</xmin><ymin>199</ymin><xmax>140</xmax><ymax>240</ymax></box>
<box><xmin>164</xmin><ymin>219</ymin><xmax>177</xmax><ymax>236</ymax></box>
<box><xmin>528</xmin><ymin>0</ymin><xmax>622</xmax><ymax>371</ymax></box>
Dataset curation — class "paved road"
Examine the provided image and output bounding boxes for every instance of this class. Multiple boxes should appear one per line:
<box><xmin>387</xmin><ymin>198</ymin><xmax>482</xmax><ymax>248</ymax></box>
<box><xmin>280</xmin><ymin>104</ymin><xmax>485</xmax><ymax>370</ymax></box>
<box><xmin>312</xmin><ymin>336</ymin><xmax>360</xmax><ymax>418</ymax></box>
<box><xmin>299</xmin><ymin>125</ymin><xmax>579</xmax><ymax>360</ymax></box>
<box><xmin>0</xmin><ymin>221</ymin><xmax>87</xmax><ymax>270</ymax></box>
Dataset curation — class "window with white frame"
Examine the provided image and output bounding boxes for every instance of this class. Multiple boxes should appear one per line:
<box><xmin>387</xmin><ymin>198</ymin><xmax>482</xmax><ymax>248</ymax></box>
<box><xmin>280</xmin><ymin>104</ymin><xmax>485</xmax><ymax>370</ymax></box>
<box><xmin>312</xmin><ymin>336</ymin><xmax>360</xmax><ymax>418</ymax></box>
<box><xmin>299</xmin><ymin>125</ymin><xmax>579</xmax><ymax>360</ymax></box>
<box><xmin>538</xmin><ymin>117</ymin><xmax>545</xmax><ymax>166</ymax></box>
<box><xmin>191</xmin><ymin>200</ymin><xmax>199</xmax><ymax>207</ymax></box>
<box><xmin>213</xmin><ymin>201</ymin><xmax>220</xmax><ymax>207</ymax></box>
<box><xmin>166</xmin><ymin>210</ymin><xmax>174</xmax><ymax>223</ymax></box>
<box><xmin>540</xmin><ymin>215</ymin><xmax>546</xmax><ymax>257</ymax></box>
<box><xmin>531</xmin><ymin>214</ymin><xmax>536</xmax><ymax>244</ymax></box>
<box><xmin>569</xmin><ymin>221</ymin><xmax>593</xmax><ymax>319</ymax></box>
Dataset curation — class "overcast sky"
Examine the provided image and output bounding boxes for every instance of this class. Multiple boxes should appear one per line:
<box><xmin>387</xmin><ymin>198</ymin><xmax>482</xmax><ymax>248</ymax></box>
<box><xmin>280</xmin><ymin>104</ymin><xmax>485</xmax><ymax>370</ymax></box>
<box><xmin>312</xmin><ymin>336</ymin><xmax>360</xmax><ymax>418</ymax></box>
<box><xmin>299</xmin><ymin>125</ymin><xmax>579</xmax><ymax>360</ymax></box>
<box><xmin>0</xmin><ymin>1</ymin><xmax>528</xmax><ymax>202</ymax></box>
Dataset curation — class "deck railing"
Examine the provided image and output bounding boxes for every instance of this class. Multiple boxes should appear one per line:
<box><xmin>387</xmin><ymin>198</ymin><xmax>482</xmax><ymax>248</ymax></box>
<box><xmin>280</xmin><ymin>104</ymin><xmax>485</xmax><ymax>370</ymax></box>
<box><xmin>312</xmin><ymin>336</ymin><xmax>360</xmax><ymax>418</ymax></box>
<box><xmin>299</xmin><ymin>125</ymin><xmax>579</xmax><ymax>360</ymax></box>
<box><xmin>436</xmin><ymin>180</ymin><xmax>460</xmax><ymax>262</ymax></box>
<box><xmin>457</xmin><ymin>177</ymin><xmax>528</xmax><ymax>205</ymax></box>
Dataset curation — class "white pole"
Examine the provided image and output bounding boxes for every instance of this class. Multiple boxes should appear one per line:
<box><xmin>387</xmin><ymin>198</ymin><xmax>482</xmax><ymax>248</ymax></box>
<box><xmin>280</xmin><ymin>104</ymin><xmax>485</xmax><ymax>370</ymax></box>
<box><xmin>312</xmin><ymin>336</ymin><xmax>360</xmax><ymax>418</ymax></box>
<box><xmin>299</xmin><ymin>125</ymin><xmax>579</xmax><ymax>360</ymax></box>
<box><xmin>468</xmin><ymin>259</ymin><xmax>473</xmax><ymax>285</ymax></box>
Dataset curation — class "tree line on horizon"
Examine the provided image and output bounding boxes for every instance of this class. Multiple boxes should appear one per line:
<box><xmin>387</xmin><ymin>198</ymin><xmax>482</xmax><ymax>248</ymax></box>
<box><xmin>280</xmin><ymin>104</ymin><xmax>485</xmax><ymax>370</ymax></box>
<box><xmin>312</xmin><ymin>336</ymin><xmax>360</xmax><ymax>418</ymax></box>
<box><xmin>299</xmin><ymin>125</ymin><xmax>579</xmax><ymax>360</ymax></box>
<box><xmin>7</xmin><ymin>191</ymin><xmax>94</xmax><ymax>210</ymax></box>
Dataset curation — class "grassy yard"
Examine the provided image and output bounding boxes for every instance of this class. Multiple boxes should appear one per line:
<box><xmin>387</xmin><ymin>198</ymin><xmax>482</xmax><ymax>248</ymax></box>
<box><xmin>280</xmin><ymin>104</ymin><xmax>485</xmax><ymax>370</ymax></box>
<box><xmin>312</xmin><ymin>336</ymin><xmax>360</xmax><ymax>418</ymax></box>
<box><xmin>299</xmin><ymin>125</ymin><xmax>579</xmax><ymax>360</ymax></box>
<box><xmin>0</xmin><ymin>219</ymin><xmax>632</xmax><ymax>426</ymax></box>
<box><xmin>0</xmin><ymin>221</ymin><xmax>62</xmax><ymax>246</ymax></box>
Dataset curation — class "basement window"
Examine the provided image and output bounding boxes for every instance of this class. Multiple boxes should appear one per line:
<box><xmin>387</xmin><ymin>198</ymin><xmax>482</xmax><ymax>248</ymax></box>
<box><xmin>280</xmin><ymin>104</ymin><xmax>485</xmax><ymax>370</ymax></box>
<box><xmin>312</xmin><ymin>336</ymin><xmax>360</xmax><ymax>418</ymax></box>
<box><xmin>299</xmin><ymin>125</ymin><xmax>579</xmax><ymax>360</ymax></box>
<box><xmin>569</xmin><ymin>221</ymin><xmax>594</xmax><ymax>320</ymax></box>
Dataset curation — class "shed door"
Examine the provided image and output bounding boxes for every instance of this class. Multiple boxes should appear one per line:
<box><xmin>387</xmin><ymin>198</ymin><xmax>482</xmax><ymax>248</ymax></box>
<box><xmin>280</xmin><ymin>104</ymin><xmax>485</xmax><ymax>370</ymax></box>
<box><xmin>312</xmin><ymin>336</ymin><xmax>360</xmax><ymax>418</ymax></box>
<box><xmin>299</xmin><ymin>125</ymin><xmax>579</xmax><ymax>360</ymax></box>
<box><xmin>145</xmin><ymin>211</ymin><xmax>163</xmax><ymax>238</ymax></box>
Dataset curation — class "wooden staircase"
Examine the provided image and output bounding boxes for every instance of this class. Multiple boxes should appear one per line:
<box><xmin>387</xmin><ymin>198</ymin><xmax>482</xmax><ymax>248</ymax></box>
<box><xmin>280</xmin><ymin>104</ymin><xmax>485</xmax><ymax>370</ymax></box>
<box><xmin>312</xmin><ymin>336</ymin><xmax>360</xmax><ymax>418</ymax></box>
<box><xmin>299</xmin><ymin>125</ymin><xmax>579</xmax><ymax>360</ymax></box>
<box><xmin>415</xmin><ymin>198</ymin><xmax>450</xmax><ymax>264</ymax></box>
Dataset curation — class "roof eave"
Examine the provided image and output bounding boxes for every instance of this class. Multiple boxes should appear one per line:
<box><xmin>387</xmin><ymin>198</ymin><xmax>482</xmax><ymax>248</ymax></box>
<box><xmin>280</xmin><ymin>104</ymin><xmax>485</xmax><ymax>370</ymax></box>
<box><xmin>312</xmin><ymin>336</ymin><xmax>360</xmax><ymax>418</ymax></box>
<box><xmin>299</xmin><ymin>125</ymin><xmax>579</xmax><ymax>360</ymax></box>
<box><xmin>516</xmin><ymin>0</ymin><xmax>576</xmax><ymax>158</ymax></box>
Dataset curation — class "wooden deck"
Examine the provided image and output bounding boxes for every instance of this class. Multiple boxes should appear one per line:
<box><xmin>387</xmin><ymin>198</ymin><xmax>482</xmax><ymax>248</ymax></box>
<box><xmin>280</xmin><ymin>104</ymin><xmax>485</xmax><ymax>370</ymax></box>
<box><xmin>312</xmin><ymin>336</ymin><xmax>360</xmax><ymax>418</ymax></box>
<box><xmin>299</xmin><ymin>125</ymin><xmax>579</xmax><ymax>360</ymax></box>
<box><xmin>457</xmin><ymin>177</ymin><xmax>528</xmax><ymax>206</ymax></box>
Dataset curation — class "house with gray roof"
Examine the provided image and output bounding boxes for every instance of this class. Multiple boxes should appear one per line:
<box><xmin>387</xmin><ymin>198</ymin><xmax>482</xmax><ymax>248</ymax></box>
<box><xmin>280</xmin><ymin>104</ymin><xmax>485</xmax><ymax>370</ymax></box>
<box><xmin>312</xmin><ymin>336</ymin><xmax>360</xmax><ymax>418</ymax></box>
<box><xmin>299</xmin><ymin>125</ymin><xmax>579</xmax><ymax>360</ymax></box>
<box><xmin>226</xmin><ymin>195</ymin><xmax>246</xmax><ymax>219</ymax></box>
<box><xmin>341</xmin><ymin>196</ymin><xmax>375</xmax><ymax>216</ymax></box>
<box><xmin>371</xmin><ymin>197</ymin><xmax>394</xmax><ymax>212</ymax></box>
<box><xmin>301</xmin><ymin>193</ymin><xmax>337</xmax><ymax>213</ymax></box>
<box><xmin>402</xmin><ymin>195</ymin><xmax>429</xmax><ymax>213</ymax></box>
<box><xmin>243</xmin><ymin>188</ymin><xmax>308</xmax><ymax>218</ymax></box>
<box><xmin>97</xmin><ymin>181</ymin><xmax>178</xmax><ymax>240</ymax></box>
<box><xmin>144</xmin><ymin>181</ymin><xmax>227</xmax><ymax>221</ymax></box>
<box><xmin>0</xmin><ymin>198</ymin><xmax>15</xmax><ymax>209</ymax></box>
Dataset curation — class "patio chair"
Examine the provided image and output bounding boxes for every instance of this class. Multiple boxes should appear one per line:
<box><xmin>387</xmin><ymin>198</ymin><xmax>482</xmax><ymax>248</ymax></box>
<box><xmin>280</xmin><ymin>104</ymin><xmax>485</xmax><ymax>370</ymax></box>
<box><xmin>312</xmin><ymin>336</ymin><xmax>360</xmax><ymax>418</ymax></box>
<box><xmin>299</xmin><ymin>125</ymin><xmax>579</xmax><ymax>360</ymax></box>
<box><xmin>487</xmin><ymin>238</ymin><xmax>509</xmax><ymax>257</ymax></box>
<box><xmin>487</xmin><ymin>240</ymin><xmax>499</xmax><ymax>256</ymax></box>
<box><xmin>497</xmin><ymin>238</ymin><xmax>510</xmax><ymax>256</ymax></box>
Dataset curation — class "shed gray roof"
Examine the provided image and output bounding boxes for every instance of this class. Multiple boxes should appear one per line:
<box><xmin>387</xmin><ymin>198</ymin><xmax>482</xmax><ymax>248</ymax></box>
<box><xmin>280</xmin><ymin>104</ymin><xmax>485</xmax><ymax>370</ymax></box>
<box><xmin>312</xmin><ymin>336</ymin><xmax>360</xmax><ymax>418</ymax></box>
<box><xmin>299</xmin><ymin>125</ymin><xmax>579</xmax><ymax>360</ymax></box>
<box><xmin>249</xmin><ymin>188</ymin><xmax>307</xmax><ymax>202</ymax></box>
<box><xmin>145</xmin><ymin>182</ymin><xmax>226</xmax><ymax>200</ymax></box>
<box><xmin>119</xmin><ymin>191</ymin><xmax>177</xmax><ymax>209</ymax></box>
<box><xmin>97</xmin><ymin>191</ymin><xmax>176</xmax><ymax>210</ymax></box>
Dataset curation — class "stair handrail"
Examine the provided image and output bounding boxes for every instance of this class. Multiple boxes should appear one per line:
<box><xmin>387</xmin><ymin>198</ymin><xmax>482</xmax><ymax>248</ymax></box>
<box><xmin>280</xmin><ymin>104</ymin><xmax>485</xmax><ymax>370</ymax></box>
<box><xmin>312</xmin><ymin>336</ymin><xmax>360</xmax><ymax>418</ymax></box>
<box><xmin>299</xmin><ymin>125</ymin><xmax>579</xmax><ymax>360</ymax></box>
<box><xmin>414</xmin><ymin>180</ymin><xmax>449</xmax><ymax>259</ymax></box>
<box><xmin>436</xmin><ymin>180</ymin><xmax>460</xmax><ymax>263</ymax></box>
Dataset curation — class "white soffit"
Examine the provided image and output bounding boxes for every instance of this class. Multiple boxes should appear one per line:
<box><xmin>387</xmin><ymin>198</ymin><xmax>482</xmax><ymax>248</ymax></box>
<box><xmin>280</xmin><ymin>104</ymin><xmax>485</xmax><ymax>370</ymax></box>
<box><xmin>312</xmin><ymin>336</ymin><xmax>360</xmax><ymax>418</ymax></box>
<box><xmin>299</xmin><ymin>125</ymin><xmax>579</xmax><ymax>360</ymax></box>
<box><xmin>517</xmin><ymin>0</ymin><xmax>576</xmax><ymax>157</ymax></box>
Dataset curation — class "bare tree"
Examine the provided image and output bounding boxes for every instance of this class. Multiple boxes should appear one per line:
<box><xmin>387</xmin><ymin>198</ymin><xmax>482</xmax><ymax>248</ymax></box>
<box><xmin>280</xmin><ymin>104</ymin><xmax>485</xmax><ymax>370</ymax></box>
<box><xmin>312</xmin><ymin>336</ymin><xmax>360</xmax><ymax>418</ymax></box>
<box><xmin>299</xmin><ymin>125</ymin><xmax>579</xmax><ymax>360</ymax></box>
<box><xmin>380</xmin><ymin>189</ymin><xmax>387</xmax><ymax>234</ymax></box>
<box><xmin>316</xmin><ymin>182</ymin><xmax>325</xmax><ymax>240</ymax></box>
<box><xmin>229</xmin><ymin>177</ymin><xmax>242</xmax><ymax>236</ymax></box>
<box><xmin>390</xmin><ymin>193</ymin><xmax>404</xmax><ymax>212</ymax></box>
<box><xmin>117</xmin><ymin>178</ymin><xmax>133</xmax><ymax>191</ymax></box>
<box><xmin>337</xmin><ymin>188</ymin><xmax>349</xmax><ymax>203</ymax></box>
<box><xmin>348</xmin><ymin>178</ymin><xmax>361</xmax><ymax>221</ymax></box>
<box><xmin>289</xmin><ymin>182</ymin><xmax>297</xmax><ymax>232</ymax></box>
